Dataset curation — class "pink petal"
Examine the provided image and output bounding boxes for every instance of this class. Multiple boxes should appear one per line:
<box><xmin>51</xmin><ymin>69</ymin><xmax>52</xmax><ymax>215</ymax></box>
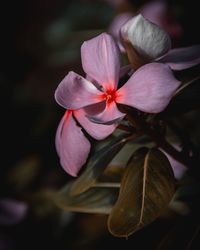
<box><xmin>81</xmin><ymin>33</ymin><xmax>121</xmax><ymax>91</ymax></box>
<box><xmin>141</xmin><ymin>0</ymin><xmax>167</xmax><ymax>25</ymax></box>
<box><xmin>55</xmin><ymin>111</ymin><xmax>91</xmax><ymax>177</ymax></box>
<box><xmin>74</xmin><ymin>109</ymin><xmax>116</xmax><ymax>140</ymax></box>
<box><xmin>88</xmin><ymin>101</ymin><xmax>125</xmax><ymax>125</ymax></box>
<box><xmin>55</xmin><ymin>71</ymin><xmax>101</xmax><ymax>110</ymax></box>
<box><xmin>158</xmin><ymin>45</ymin><xmax>200</xmax><ymax>70</ymax></box>
<box><xmin>116</xmin><ymin>63</ymin><xmax>181</xmax><ymax>113</ymax></box>
<box><xmin>160</xmin><ymin>145</ymin><xmax>187</xmax><ymax>179</ymax></box>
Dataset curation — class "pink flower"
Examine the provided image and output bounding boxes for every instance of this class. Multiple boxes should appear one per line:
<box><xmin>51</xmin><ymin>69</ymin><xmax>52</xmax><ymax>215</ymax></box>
<box><xmin>55</xmin><ymin>109</ymin><xmax>116</xmax><ymax>177</ymax></box>
<box><xmin>55</xmin><ymin>32</ymin><xmax>180</xmax><ymax>127</ymax></box>
<box><xmin>121</xmin><ymin>14</ymin><xmax>200</xmax><ymax>70</ymax></box>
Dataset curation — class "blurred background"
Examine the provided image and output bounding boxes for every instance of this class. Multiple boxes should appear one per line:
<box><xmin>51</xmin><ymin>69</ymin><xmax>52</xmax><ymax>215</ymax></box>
<box><xmin>0</xmin><ymin>0</ymin><xmax>200</xmax><ymax>249</ymax></box>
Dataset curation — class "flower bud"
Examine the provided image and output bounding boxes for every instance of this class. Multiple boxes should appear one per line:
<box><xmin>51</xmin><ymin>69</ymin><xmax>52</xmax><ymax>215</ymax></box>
<box><xmin>121</xmin><ymin>14</ymin><xmax>171</xmax><ymax>69</ymax></box>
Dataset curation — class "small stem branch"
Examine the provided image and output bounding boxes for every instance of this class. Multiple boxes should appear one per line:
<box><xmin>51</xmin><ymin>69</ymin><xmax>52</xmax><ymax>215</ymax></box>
<box><xmin>117</xmin><ymin>124</ymin><xmax>136</xmax><ymax>133</ymax></box>
<box><xmin>123</xmin><ymin>107</ymin><xmax>193</xmax><ymax>167</ymax></box>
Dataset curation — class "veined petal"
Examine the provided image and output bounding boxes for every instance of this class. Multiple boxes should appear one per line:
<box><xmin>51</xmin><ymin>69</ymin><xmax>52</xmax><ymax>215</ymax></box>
<box><xmin>55</xmin><ymin>71</ymin><xmax>102</xmax><ymax>110</ymax></box>
<box><xmin>158</xmin><ymin>45</ymin><xmax>200</xmax><ymax>70</ymax></box>
<box><xmin>121</xmin><ymin>14</ymin><xmax>171</xmax><ymax>61</ymax></box>
<box><xmin>116</xmin><ymin>63</ymin><xmax>181</xmax><ymax>113</ymax></box>
<box><xmin>55</xmin><ymin>111</ymin><xmax>91</xmax><ymax>177</ymax></box>
<box><xmin>81</xmin><ymin>33</ymin><xmax>121</xmax><ymax>91</ymax></box>
<box><xmin>88</xmin><ymin>101</ymin><xmax>125</xmax><ymax>125</ymax></box>
<box><xmin>74</xmin><ymin>109</ymin><xmax>116</xmax><ymax>140</ymax></box>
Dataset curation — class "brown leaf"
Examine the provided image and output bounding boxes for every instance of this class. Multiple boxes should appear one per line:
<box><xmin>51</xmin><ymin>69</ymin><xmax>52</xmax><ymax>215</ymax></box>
<box><xmin>94</xmin><ymin>165</ymin><xmax>124</xmax><ymax>188</ymax></box>
<box><xmin>108</xmin><ymin>148</ymin><xmax>175</xmax><ymax>237</ymax></box>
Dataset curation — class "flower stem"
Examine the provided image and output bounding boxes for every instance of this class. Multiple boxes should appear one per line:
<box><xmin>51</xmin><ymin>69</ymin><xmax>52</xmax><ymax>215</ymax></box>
<box><xmin>123</xmin><ymin>106</ymin><xmax>193</xmax><ymax>167</ymax></box>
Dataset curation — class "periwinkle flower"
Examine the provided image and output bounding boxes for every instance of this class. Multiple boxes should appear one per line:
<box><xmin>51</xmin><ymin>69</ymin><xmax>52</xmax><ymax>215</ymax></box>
<box><xmin>55</xmin><ymin>32</ymin><xmax>180</xmax><ymax>124</ymax></box>
<box><xmin>55</xmin><ymin>32</ymin><xmax>182</xmax><ymax>176</ymax></box>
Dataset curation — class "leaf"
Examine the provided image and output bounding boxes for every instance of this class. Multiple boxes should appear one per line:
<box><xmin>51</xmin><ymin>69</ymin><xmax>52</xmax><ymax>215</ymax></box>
<box><xmin>108</xmin><ymin>148</ymin><xmax>175</xmax><ymax>237</ymax></box>
<box><xmin>94</xmin><ymin>166</ymin><xmax>124</xmax><ymax>188</ymax></box>
<box><xmin>69</xmin><ymin>134</ymin><xmax>129</xmax><ymax>196</ymax></box>
<box><xmin>160</xmin><ymin>77</ymin><xmax>200</xmax><ymax>117</ymax></box>
<box><xmin>54</xmin><ymin>183</ymin><xmax>119</xmax><ymax>214</ymax></box>
<box><xmin>174</xmin><ymin>64</ymin><xmax>200</xmax><ymax>84</ymax></box>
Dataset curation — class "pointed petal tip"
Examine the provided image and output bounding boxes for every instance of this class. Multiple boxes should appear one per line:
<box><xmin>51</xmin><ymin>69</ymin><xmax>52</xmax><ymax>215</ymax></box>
<box><xmin>158</xmin><ymin>45</ymin><xmax>200</xmax><ymax>70</ymax></box>
<box><xmin>54</xmin><ymin>71</ymin><xmax>101</xmax><ymax>110</ymax></box>
<box><xmin>117</xmin><ymin>63</ymin><xmax>181</xmax><ymax>113</ymax></box>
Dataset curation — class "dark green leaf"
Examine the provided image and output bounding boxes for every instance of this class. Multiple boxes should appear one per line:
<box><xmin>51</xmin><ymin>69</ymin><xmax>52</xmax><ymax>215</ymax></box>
<box><xmin>160</xmin><ymin>77</ymin><xmax>200</xmax><ymax>117</ymax></box>
<box><xmin>108</xmin><ymin>148</ymin><xmax>175</xmax><ymax>237</ymax></box>
<box><xmin>174</xmin><ymin>64</ymin><xmax>200</xmax><ymax>84</ymax></box>
<box><xmin>69</xmin><ymin>134</ymin><xmax>129</xmax><ymax>196</ymax></box>
<box><xmin>156</xmin><ymin>215</ymin><xmax>200</xmax><ymax>250</ymax></box>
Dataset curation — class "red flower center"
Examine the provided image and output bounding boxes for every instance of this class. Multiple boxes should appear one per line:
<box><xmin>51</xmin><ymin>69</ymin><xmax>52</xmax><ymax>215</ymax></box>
<box><xmin>98</xmin><ymin>89</ymin><xmax>117</xmax><ymax>103</ymax></box>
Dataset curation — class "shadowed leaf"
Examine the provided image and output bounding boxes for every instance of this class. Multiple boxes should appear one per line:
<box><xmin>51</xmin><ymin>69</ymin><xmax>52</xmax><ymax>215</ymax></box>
<box><xmin>54</xmin><ymin>183</ymin><xmax>119</xmax><ymax>214</ymax></box>
<box><xmin>108</xmin><ymin>148</ymin><xmax>175</xmax><ymax>237</ymax></box>
<box><xmin>94</xmin><ymin>166</ymin><xmax>124</xmax><ymax>188</ymax></box>
<box><xmin>70</xmin><ymin>134</ymin><xmax>129</xmax><ymax>196</ymax></box>
<box><xmin>160</xmin><ymin>77</ymin><xmax>200</xmax><ymax>117</ymax></box>
<box><xmin>156</xmin><ymin>214</ymin><xmax>200</xmax><ymax>250</ymax></box>
<box><xmin>174</xmin><ymin>64</ymin><xmax>200</xmax><ymax>84</ymax></box>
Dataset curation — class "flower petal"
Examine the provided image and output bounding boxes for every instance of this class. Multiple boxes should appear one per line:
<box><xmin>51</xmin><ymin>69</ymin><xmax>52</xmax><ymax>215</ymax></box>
<box><xmin>121</xmin><ymin>14</ymin><xmax>171</xmax><ymax>61</ymax></box>
<box><xmin>163</xmin><ymin>151</ymin><xmax>187</xmax><ymax>179</ymax></box>
<box><xmin>116</xmin><ymin>63</ymin><xmax>181</xmax><ymax>113</ymax></box>
<box><xmin>158</xmin><ymin>45</ymin><xmax>200</xmax><ymax>70</ymax></box>
<box><xmin>160</xmin><ymin>144</ymin><xmax>187</xmax><ymax>180</ymax></box>
<box><xmin>81</xmin><ymin>33</ymin><xmax>121</xmax><ymax>90</ymax></box>
<box><xmin>55</xmin><ymin>111</ymin><xmax>91</xmax><ymax>177</ymax></box>
<box><xmin>88</xmin><ymin>101</ymin><xmax>125</xmax><ymax>125</ymax></box>
<box><xmin>74</xmin><ymin>109</ymin><xmax>116</xmax><ymax>140</ymax></box>
<box><xmin>55</xmin><ymin>71</ymin><xmax>101</xmax><ymax>110</ymax></box>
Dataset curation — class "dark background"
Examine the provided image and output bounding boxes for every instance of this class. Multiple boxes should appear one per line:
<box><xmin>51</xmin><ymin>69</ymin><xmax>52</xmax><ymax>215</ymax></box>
<box><xmin>0</xmin><ymin>0</ymin><xmax>200</xmax><ymax>249</ymax></box>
